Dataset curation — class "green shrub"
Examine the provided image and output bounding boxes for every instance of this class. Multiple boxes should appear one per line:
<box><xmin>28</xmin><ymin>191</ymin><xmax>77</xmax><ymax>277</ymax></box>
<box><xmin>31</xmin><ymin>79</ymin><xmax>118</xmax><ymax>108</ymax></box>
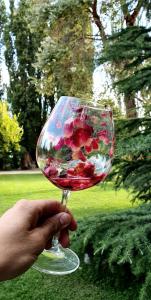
<box><xmin>0</xmin><ymin>101</ymin><xmax>23</xmax><ymax>170</ymax></box>
<box><xmin>72</xmin><ymin>204</ymin><xmax>151</xmax><ymax>299</ymax></box>
<box><xmin>139</xmin><ymin>272</ymin><xmax>151</xmax><ymax>300</ymax></box>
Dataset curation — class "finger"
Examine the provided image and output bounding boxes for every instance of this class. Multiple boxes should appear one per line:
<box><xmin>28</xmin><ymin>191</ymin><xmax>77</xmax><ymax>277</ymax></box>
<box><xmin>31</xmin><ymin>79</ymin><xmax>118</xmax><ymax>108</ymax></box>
<box><xmin>24</xmin><ymin>200</ymin><xmax>64</xmax><ymax>217</ymax></box>
<box><xmin>45</xmin><ymin>229</ymin><xmax>70</xmax><ymax>250</ymax></box>
<box><xmin>15</xmin><ymin>200</ymin><xmax>66</xmax><ymax>227</ymax></box>
<box><xmin>21</xmin><ymin>199</ymin><xmax>76</xmax><ymax>221</ymax></box>
<box><xmin>15</xmin><ymin>199</ymin><xmax>77</xmax><ymax>231</ymax></box>
<box><xmin>45</xmin><ymin>228</ymin><xmax>70</xmax><ymax>250</ymax></box>
<box><xmin>60</xmin><ymin>206</ymin><xmax>77</xmax><ymax>231</ymax></box>
<box><xmin>27</xmin><ymin>200</ymin><xmax>77</xmax><ymax>231</ymax></box>
<box><xmin>32</xmin><ymin>201</ymin><xmax>77</xmax><ymax>231</ymax></box>
<box><xmin>68</xmin><ymin>218</ymin><xmax>77</xmax><ymax>231</ymax></box>
<box><xmin>59</xmin><ymin>229</ymin><xmax>70</xmax><ymax>248</ymax></box>
<box><xmin>45</xmin><ymin>241</ymin><xmax>52</xmax><ymax>250</ymax></box>
<box><xmin>38</xmin><ymin>212</ymin><xmax>72</xmax><ymax>241</ymax></box>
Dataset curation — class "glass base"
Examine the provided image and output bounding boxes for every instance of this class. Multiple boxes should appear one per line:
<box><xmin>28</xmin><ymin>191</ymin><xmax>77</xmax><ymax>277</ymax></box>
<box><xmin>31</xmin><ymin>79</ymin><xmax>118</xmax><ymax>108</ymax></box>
<box><xmin>33</xmin><ymin>245</ymin><xmax>80</xmax><ymax>275</ymax></box>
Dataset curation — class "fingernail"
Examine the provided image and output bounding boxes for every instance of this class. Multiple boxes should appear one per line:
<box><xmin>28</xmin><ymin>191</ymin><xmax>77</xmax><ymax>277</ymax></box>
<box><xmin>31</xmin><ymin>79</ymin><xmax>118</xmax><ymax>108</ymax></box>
<box><xmin>60</xmin><ymin>213</ymin><xmax>71</xmax><ymax>226</ymax></box>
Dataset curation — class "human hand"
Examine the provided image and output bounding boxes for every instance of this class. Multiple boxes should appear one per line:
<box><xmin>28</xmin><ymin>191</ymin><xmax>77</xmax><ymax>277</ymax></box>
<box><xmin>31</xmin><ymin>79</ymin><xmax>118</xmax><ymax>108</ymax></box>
<box><xmin>0</xmin><ymin>199</ymin><xmax>77</xmax><ymax>281</ymax></box>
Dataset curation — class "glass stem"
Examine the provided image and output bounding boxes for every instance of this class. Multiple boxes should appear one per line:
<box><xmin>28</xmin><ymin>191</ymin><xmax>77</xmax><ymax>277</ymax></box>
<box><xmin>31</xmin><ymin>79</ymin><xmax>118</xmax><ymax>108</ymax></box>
<box><xmin>51</xmin><ymin>190</ymin><xmax>70</xmax><ymax>251</ymax></box>
<box><xmin>61</xmin><ymin>189</ymin><xmax>70</xmax><ymax>205</ymax></box>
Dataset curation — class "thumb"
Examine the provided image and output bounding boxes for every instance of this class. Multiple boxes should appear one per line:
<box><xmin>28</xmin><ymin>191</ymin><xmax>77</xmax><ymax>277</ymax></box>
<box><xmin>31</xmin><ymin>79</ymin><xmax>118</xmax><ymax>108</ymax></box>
<box><xmin>39</xmin><ymin>212</ymin><xmax>71</xmax><ymax>240</ymax></box>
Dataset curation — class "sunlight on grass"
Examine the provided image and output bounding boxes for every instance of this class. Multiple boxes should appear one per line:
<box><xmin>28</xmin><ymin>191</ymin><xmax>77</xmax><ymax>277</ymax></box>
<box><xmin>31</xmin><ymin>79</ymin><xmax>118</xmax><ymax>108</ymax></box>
<box><xmin>0</xmin><ymin>174</ymin><xmax>134</xmax><ymax>217</ymax></box>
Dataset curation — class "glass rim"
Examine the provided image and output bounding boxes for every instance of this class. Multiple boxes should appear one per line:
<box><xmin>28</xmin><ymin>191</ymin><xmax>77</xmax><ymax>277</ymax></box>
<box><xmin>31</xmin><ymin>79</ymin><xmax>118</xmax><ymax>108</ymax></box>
<box><xmin>59</xmin><ymin>96</ymin><xmax>113</xmax><ymax>112</ymax></box>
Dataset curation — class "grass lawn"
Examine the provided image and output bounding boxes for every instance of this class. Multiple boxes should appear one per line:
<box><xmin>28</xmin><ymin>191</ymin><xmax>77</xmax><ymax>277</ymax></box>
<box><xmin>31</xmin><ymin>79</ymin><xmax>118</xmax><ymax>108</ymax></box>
<box><xmin>0</xmin><ymin>174</ymin><xmax>136</xmax><ymax>300</ymax></box>
<box><xmin>0</xmin><ymin>173</ymin><xmax>133</xmax><ymax>216</ymax></box>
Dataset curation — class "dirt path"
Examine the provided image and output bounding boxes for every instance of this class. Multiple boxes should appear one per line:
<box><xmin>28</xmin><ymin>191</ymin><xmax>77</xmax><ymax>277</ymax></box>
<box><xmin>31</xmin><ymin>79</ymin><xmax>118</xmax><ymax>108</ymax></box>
<box><xmin>0</xmin><ymin>169</ymin><xmax>41</xmax><ymax>175</ymax></box>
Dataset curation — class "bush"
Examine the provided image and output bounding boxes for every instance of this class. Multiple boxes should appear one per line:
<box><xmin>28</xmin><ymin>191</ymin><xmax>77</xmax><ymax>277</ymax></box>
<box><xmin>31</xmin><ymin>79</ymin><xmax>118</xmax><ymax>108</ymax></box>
<box><xmin>72</xmin><ymin>204</ymin><xmax>151</xmax><ymax>299</ymax></box>
<box><xmin>0</xmin><ymin>101</ymin><xmax>23</xmax><ymax>170</ymax></box>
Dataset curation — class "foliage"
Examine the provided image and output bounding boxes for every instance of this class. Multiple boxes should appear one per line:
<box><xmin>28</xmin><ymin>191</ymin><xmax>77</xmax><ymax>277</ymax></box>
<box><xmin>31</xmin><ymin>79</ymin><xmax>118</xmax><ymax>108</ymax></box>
<box><xmin>0</xmin><ymin>101</ymin><xmax>23</xmax><ymax>169</ymax></box>
<box><xmin>0</xmin><ymin>0</ymin><xmax>6</xmax><ymax>51</ymax></box>
<box><xmin>72</xmin><ymin>203</ymin><xmax>151</xmax><ymax>299</ymax></box>
<box><xmin>113</xmin><ymin>116</ymin><xmax>151</xmax><ymax>202</ymax></box>
<box><xmin>0</xmin><ymin>0</ymin><xmax>7</xmax><ymax>98</ymax></box>
<box><xmin>2</xmin><ymin>0</ymin><xmax>95</xmax><ymax>167</ymax></box>
<box><xmin>139</xmin><ymin>272</ymin><xmax>151</xmax><ymax>300</ymax></box>
<box><xmin>98</xmin><ymin>23</ymin><xmax>151</xmax><ymax>202</ymax></box>
<box><xmin>93</xmin><ymin>0</ymin><xmax>151</xmax><ymax>118</ymax></box>
<box><xmin>0</xmin><ymin>0</ymin><xmax>6</xmax><ymax>33</ymax></box>
<box><xmin>97</xmin><ymin>98</ymin><xmax>123</xmax><ymax>119</ymax></box>
<box><xmin>3</xmin><ymin>0</ymin><xmax>55</xmax><ymax>164</ymax></box>
<box><xmin>28</xmin><ymin>0</ymin><xmax>94</xmax><ymax>99</ymax></box>
<box><xmin>100</xmin><ymin>26</ymin><xmax>151</xmax><ymax>95</ymax></box>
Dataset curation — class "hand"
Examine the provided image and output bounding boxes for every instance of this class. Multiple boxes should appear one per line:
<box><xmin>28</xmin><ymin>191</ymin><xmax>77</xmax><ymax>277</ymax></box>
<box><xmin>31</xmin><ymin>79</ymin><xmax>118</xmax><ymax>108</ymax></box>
<box><xmin>0</xmin><ymin>199</ymin><xmax>77</xmax><ymax>281</ymax></box>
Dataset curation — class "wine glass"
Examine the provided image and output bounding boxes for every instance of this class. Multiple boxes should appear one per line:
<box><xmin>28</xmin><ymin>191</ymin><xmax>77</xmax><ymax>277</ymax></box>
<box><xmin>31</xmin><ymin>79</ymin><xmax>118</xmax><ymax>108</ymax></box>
<box><xmin>33</xmin><ymin>96</ymin><xmax>114</xmax><ymax>275</ymax></box>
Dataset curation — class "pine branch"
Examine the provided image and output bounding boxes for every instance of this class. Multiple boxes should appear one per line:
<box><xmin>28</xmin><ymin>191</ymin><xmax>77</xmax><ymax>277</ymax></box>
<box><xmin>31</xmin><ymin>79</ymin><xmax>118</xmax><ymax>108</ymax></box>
<box><xmin>72</xmin><ymin>204</ymin><xmax>151</xmax><ymax>297</ymax></box>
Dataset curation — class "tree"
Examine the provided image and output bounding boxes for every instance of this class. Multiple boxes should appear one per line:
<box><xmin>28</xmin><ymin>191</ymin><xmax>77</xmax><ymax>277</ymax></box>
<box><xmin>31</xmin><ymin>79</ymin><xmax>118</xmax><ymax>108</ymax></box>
<box><xmin>0</xmin><ymin>101</ymin><xmax>23</xmax><ymax>169</ymax></box>
<box><xmin>3</xmin><ymin>0</ymin><xmax>55</xmax><ymax>166</ymax></box>
<box><xmin>113</xmin><ymin>114</ymin><xmax>151</xmax><ymax>202</ymax></box>
<box><xmin>0</xmin><ymin>0</ymin><xmax>6</xmax><ymax>98</ymax></box>
<box><xmin>99</xmin><ymin>26</ymin><xmax>151</xmax><ymax>100</ymax></box>
<box><xmin>90</xmin><ymin>0</ymin><xmax>150</xmax><ymax>117</ymax></box>
<box><xmin>99</xmin><ymin>25</ymin><xmax>151</xmax><ymax>202</ymax></box>
<box><xmin>89</xmin><ymin>2</ymin><xmax>151</xmax><ymax>202</ymax></box>
<box><xmin>28</xmin><ymin>0</ymin><xmax>94</xmax><ymax>99</ymax></box>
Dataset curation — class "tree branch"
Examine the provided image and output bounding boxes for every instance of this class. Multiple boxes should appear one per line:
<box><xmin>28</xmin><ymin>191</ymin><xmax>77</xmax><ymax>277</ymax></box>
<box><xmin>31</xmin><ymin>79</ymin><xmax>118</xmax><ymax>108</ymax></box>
<box><xmin>120</xmin><ymin>0</ymin><xmax>144</xmax><ymax>26</ymax></box>
<box><xmin>131</xmin><ymin>0</ymin><xmax>144</xmax><ymax>24</ymax></box>
<box><xmin>120</xmin><ymin>0</ymin><xmax>130</xmax><ymax>18</ymax></box>
<box><xmin>90</xmin><ymin>0</ymin><xmax>106</xmax><ymax>42</ymax></box>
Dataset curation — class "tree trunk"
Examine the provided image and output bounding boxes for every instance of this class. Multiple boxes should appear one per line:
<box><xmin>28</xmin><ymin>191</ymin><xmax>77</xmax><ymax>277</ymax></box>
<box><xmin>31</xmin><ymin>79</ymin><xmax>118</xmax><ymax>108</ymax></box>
<box><xmin>124</xmin><ymin>93</ymin><xmax>137</xmax><ymax>118</ymax></box>
<box><xmin>20</xmin><ymin>151</ymin><xmax>33</xmax><ymax>170</ymax></box>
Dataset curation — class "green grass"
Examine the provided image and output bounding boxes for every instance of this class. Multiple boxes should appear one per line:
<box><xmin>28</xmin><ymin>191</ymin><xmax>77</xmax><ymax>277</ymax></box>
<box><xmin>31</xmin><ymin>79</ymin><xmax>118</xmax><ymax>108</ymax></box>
<box><xmin>0</xmin><ymin>174</ymin><xmax>136</xmax><ymax>300</ymax></box>
<box><xmin>0</xmin><ymin>268</ymin><xmax>134</xmax><ymax>300</ymax></box>
<box><xmin>0</xmin><ymin>174</ymin><xmax>133</xmax><ymax>217</ymax></box>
